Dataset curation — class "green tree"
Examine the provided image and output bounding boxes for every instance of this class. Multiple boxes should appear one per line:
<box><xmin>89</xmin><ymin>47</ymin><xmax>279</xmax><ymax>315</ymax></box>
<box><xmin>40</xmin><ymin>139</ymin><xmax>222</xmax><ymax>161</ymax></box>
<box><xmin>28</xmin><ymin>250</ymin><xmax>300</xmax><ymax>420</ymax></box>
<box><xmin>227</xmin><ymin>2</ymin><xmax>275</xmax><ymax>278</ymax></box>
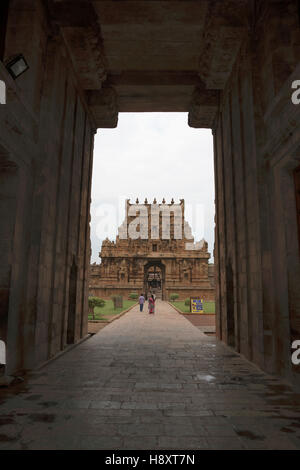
<box><xmin>170</xmin><ymin>293</ymin><xmax>179</xmax><ymax>301</ymax></box>
<box><xmin>88</xmin><ymin>297</ymin><xmax>105</xmax><ymax>320</ymax></box>
<box><xmin>129</xmin><ymin>292</ymin><xmax>138</xmax><ymax>300</ymax></box>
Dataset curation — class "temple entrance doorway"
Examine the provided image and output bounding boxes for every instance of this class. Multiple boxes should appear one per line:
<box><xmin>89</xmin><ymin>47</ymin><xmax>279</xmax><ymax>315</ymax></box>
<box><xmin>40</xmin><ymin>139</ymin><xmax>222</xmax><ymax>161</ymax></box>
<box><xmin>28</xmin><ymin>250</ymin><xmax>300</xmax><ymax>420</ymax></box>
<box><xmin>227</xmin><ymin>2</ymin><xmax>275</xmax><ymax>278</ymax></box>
<box><xmin>144</xmin><ymin>262</ymin><xmax>165</xmax><ymax>300</ymax></box>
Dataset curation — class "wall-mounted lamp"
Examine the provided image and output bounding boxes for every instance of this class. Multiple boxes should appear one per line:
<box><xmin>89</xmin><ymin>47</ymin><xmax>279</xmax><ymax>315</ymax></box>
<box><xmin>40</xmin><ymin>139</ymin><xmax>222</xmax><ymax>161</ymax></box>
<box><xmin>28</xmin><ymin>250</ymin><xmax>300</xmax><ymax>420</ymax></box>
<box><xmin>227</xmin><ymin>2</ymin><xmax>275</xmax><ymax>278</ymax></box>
<box><xmin>5</xmin><ymin>54</ymin><xmax>29</xmax><ymax>79</ymax></box>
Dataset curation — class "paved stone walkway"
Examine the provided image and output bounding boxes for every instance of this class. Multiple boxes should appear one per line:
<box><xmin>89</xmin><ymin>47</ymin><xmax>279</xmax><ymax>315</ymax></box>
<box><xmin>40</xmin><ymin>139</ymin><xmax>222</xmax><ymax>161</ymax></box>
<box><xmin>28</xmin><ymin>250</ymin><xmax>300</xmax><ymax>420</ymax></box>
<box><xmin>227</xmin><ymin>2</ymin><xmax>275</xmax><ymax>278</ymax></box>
<box><xmin>1</xmin><ymin>301</ymin><xmax>300</xmax><ymax>450</ymax></box>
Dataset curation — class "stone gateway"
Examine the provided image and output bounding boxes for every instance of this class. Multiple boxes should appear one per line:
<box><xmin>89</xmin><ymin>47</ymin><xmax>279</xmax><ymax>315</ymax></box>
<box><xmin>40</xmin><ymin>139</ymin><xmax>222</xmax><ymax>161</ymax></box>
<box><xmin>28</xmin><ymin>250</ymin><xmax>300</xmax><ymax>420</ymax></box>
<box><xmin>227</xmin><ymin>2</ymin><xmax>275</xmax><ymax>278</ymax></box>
<box><xmin>0</xmin><ymin>0</ymin><xmax>300</xmax><ymax>389</ymax></box>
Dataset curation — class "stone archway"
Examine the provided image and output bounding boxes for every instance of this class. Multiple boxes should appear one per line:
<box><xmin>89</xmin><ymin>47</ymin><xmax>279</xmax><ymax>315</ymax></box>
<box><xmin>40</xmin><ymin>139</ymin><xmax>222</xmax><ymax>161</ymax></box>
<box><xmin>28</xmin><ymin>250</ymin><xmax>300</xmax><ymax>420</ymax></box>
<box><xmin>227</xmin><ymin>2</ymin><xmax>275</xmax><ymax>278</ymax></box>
<box><xmin>2</xmin><ymin>0</ymin><xmax>300</xmax><ymax>387</ymax></box>
<box><xmin>144</xmin><ymin>261</ymin><xmax>165</xmax><ymax>300</ymax></box>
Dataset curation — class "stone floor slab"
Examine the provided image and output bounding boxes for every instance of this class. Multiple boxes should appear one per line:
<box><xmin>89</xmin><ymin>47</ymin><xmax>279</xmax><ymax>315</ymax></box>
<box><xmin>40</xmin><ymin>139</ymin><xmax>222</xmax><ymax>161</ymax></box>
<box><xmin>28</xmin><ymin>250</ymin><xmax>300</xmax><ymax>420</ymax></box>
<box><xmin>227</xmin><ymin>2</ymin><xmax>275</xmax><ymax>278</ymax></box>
<box><xmin>1</xmin><ymin>300</ymin><xmax>300</xmax><ymax>449</ymax></box>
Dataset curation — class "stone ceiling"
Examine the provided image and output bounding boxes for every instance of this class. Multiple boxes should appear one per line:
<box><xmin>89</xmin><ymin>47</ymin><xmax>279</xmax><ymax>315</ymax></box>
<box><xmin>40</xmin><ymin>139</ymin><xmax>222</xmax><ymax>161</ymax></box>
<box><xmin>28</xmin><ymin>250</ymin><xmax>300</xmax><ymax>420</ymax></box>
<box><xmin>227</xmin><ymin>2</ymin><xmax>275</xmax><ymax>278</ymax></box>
<box><xmin>47</xmin><ymin>0</ymin><xmax>249</xmax><ymax>128</ymax></box>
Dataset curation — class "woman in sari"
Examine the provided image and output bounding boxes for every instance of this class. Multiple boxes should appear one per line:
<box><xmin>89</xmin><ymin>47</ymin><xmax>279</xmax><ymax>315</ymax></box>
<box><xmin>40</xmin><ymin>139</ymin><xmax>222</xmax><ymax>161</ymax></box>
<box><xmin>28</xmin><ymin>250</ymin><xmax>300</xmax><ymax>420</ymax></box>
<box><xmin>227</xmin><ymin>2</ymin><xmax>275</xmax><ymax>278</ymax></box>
<box><xmin>148</xmin><ymin>294</ymin><xmax>155</xmax><ymax>314</ymax></box>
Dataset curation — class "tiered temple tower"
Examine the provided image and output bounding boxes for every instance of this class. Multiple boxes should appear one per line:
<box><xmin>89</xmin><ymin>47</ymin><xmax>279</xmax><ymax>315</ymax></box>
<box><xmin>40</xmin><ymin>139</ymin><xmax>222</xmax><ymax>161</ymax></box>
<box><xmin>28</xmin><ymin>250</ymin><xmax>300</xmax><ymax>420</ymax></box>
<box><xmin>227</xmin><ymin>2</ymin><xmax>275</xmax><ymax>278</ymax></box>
<box><xmin>89</xmin><ymin>199</ymin><xmax>215</xmax><ymax>300</ymax></box>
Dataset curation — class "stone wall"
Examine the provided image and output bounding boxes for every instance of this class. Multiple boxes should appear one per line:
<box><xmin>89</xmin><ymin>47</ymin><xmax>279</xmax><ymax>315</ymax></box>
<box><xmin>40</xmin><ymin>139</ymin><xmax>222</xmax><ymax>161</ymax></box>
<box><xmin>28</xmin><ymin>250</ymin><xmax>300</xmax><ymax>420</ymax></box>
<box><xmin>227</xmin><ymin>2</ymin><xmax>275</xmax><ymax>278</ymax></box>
<box><xmin>0</xmin><ymin>0</ymin><xmax>94</xmax><ymax>374</ymax></box>
<box><xmin>214</xmin><ymin>0</ymin><xmax>300</xmax><ymax>385</ymax></box>
<box><xmin>165</xmin><ymin>288</ymin><xmax>215</xmax><ymax>302</ymax></box>
<box><xmin>90</xmin><ymin>261</ymin><xmax>215</xmax><ymax>302</ymax></box>
<box><xmin>0</xmin><ymin>153</ymin><xmax>18</xmax><ymax>351</ymax></box>
<box><xmin>90</xmin><ymin>285</ymin><xmax>215</xmax><ymax>302</ymax></box>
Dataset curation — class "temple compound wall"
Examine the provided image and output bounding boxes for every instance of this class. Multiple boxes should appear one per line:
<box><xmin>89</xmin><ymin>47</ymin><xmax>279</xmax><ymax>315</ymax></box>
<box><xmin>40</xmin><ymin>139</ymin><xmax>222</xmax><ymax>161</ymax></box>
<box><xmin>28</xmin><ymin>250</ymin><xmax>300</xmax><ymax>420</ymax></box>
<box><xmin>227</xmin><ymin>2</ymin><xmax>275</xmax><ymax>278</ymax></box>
<box><xmin>89</xmin><ymin>199</ymin><xmax>215</xmax><ymax>301</ymax></box>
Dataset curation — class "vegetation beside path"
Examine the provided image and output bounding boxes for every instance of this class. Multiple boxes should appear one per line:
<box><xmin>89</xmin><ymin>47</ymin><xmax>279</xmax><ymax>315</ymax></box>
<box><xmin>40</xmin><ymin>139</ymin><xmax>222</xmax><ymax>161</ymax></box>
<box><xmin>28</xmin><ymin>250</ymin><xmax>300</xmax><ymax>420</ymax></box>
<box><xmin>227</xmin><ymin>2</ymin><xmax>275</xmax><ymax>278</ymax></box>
<box><xmin>88</xmin><ymin>299</ymin><xmax>137</xmax><ymax>322</ymax></box>
<box><xmin>170</xmin><ymin>301</ymin><xmax>215</xmax><ymax>314</ymax></box>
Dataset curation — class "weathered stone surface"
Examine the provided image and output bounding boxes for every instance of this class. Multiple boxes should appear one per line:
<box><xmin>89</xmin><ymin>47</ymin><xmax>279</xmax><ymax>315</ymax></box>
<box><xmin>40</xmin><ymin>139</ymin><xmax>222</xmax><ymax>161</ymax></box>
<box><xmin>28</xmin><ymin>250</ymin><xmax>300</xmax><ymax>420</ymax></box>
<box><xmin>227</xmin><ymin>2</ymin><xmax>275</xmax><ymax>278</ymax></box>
<box><xmin>213</xmin><ymin>0</ymin><xmax>300</xmax><ymax>387</ymax></box>
<box><xmin>0</xmin><ymin>1</ymin><xmax>93</xmax><ymax>374</ymax></box>
<box><xmin>188</xmin><ymin>88</ymin><xmax>219</xmax><ymax>128</ymax></box>
<box><xmin>0</xmin><ymin>302</ymin><xmax>300</xmax><ymax>450</ymax></box>
<box><xmin>87</xmin><ymin>87</ymin><xmax>118</xmax><ymax>128</ymax></box>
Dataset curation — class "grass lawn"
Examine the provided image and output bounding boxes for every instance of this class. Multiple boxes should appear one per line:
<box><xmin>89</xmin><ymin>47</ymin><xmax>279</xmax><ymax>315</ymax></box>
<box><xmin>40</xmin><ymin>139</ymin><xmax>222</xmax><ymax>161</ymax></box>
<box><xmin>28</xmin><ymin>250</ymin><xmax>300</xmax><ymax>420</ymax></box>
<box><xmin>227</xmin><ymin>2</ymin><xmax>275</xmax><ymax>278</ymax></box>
<box><xmin>170</xmin><ymin>301</ymin><xmax>215</xmax><ymax>314</ymax></box>
<box><xmin>88</xmin><ymin>299</ymin><xmax>137</xmax><ymax>321</ymax></box>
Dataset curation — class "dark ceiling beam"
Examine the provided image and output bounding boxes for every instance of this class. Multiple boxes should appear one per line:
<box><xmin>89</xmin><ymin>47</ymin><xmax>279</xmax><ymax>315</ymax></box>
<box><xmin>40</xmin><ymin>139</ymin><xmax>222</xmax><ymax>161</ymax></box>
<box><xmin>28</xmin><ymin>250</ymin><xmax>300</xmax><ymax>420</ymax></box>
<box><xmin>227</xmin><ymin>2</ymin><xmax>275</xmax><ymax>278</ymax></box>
<box><xmin>107</xmin><ymin>71</ymin><xmax>204</xmax><ymax>87</ymax></box>
<box><xmin>47</xmin><ymin>1</ymin><xmax>96</xmax><ymax>27</ymax></box>
<box><xmin>46</xmin><ymin>0</ymin><xmax>108</xmax><ymax>89</ymax></box>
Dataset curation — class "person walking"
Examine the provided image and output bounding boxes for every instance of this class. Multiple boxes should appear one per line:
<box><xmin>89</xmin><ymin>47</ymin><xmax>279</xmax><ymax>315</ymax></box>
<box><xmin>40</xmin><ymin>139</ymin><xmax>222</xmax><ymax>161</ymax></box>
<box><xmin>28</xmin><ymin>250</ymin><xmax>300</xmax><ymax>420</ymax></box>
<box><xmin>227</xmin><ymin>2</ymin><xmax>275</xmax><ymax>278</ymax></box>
<box><xmin>139</xmin><ymin>293</ymin><xmax>145</xmax><ymax>312</ymax></box>
<box><xmin>148</xmin><ymin>294</ymin><xmax>155</xmax><ymax>314</ymax></box>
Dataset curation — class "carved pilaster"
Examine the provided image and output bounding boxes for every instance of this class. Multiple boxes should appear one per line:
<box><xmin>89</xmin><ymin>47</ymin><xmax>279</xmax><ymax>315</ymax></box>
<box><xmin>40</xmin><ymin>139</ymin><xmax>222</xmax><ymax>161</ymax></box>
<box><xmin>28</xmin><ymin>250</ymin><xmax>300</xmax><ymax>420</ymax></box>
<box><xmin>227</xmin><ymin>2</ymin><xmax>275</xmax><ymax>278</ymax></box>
<box><xmin>188</xmin><ymin>88</ymin><xmax>219</xmax><ymax>129</ymax></box>
<box><xmin>87</xmin><ymin>87</ymin><xmax>118</xmax><ymax>128</ymax></box>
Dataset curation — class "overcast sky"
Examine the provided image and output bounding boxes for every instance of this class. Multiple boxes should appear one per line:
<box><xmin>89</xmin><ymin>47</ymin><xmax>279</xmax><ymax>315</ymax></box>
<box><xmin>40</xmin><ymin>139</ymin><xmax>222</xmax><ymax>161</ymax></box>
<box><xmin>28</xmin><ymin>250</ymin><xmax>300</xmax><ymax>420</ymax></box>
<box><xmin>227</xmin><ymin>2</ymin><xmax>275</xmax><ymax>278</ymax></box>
<box><xmin>90</xmin><ymin>113</ymin><xmax>215</xmax><ymax>263</ymax></box>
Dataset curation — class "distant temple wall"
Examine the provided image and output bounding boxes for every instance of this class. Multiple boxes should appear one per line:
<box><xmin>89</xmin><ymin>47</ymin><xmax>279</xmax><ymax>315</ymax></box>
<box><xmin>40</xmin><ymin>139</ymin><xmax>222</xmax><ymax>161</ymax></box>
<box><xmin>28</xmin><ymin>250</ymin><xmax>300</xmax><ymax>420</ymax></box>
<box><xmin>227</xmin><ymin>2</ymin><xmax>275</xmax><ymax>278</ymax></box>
<box><xmin>89</xmin><ymin>275</ymin><xmax>215</xmax><ymax>301</ymax></box>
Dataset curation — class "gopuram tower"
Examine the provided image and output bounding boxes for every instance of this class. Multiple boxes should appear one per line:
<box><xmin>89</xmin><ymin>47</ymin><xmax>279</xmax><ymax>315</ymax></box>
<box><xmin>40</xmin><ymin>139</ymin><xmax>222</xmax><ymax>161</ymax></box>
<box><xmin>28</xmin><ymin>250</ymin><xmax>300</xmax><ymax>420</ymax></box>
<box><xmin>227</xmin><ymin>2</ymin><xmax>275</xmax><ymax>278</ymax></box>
<box><xmin>90</xmin><ymin>199</ymin><xmax>215</xmax><ymax>300</ymax></box>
